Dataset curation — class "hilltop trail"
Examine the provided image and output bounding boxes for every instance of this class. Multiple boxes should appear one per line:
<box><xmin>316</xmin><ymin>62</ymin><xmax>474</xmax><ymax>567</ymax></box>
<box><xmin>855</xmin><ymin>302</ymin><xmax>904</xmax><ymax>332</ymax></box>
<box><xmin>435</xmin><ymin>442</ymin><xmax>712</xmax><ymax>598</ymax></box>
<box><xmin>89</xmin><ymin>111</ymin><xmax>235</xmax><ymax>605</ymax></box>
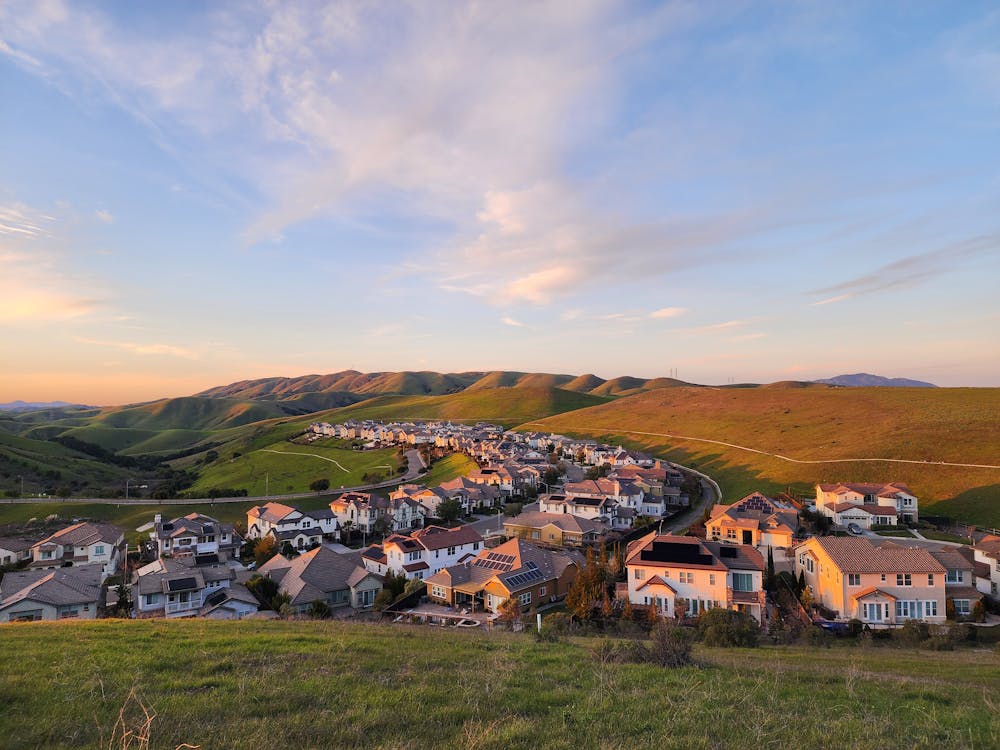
<box><xmin>523</xmin><ymin>424</ymin><xmax>1000</xmax><ymax>470</ymax></box>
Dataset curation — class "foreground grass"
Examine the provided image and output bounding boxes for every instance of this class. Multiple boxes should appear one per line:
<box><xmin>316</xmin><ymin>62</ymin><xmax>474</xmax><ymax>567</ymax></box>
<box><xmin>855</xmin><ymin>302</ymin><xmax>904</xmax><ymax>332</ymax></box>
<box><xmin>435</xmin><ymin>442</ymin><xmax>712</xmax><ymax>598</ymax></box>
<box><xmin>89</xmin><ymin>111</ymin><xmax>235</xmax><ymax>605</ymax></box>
<box><xmin>0</xmin><ymin>620</ymin><xmax>997</xmax><ymax>749</ymax></box>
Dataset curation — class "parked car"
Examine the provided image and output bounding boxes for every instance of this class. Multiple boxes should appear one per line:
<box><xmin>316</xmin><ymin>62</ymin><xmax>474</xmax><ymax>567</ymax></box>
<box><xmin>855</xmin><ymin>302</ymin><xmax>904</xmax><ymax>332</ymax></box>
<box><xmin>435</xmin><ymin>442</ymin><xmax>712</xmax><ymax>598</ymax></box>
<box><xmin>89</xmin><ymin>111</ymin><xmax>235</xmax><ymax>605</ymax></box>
<box><xmin>847</xmin><ymin>523</ymin><xmax>863</xmax><ymax>535</ymax></box>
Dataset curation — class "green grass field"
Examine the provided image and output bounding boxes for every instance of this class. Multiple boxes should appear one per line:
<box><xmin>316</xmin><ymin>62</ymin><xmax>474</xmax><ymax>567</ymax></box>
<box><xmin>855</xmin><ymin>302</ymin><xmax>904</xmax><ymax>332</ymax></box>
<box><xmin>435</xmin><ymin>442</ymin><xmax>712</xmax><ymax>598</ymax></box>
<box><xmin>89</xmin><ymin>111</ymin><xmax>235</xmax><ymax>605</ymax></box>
<box><xmin>0</xmin><ymin>619</ymin><xmax>996</xmax><ymax>749</ymax></box>
<box><xmin>419</xmin><ymin>452</ymin><xmax>480</xmax><ymax>486</ymax></box>
<box><xmin>188</xmin><ymin>442</ymin><xmax>403</xmax><ymax>496</ymax></box>
<box><xmin>528</xmin><ymin>386</ymin><xmax>1000</xmax><ymax>526</ymax></box>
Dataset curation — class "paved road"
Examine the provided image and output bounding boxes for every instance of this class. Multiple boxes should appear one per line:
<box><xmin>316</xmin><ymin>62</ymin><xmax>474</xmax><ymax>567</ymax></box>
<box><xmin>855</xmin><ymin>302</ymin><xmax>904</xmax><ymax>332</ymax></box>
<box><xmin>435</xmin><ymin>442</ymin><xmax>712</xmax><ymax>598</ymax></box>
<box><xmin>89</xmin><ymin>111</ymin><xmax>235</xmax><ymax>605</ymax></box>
<box><xmin>0</xmin><ymin>448</ymin><xmax>428</xmax><ymax>506</ymax></box>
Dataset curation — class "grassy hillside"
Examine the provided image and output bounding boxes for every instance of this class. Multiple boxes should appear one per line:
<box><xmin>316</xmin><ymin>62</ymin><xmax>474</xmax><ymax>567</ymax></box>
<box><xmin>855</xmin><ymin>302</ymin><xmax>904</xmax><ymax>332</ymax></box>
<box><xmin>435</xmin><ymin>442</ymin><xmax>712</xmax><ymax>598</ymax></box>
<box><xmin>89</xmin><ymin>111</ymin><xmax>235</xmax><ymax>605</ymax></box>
<box><xmin>187</xmin><ymin>441</ymin><xmax>403</xmax><ymax>496</ymax></box>
<box><xmin>527</xmin><ymin>386</ymin><xmax>1000</xmax><ymax>525</ymax></box>
<box><xmin>318</xmin><ymin>387</ymin><xmax>611</xmax><ymax>427</ymax></box>
<box><xmin>0</xmin><ymin>431</ymin><xmax>128</xmax><ymax>497</ymax></box>
<box><xmin>197</xmin><ymin>370</ymin><xmax>485</xmax><ymax>399</ymax></box>
<box><xmin>0</xmin><ymin>620</ymin><xmax>996</xmax><ymax>750</ymax></box>
<box><xmin>419</xmin><ymin>452</ymin><xmax>480</xmax><ymax>486</ymax></box>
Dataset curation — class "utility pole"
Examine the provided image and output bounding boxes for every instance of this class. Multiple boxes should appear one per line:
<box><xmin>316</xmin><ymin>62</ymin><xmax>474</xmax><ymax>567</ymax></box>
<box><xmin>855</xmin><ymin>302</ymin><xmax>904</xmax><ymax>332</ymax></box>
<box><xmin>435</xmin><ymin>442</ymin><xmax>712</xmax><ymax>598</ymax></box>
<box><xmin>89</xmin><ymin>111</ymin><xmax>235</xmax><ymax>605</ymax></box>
<box><xmin>265</xmin><ymin>472</ymin><xmax>269</xmax><ymax>501</ymax></box>
<box><xmin>18</xmin><ymin>475</ymin><xmax>23</xmax><ymax>497</ymax></box>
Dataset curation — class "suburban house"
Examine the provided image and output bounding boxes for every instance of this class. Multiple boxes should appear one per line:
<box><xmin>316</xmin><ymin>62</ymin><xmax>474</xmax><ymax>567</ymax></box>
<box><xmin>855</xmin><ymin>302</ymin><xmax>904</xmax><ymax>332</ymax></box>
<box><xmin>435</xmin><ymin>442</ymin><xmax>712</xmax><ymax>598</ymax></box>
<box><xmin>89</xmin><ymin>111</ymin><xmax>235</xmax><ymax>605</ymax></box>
<box><xmin>0</xmin><ymin>536</ymin><xmax>35</xmax><ymax>566</ymax></box>
<box><xmin>437</xmin><ymin>476</ymin><xmax>501</xmax><ymax>513</ymax></box>
<box><xmin>390</xmin><ymin>484</ymin><xmax>447</xmax><ymax>517</ymax></box>
<box><xmin>258</xmin><ymin>546</ymin><xmax>383</xmax><ymax>614</ymax></box>
<box><xmin>330</xmin><ymin>492</ymin><xmax>425</xmax><ymax>535</ymax></box>
<box><xmin>503</xmin><ymin>511</ymin><xmax>608</xmax><ymax>547</ymax></box>
<box><xmin>133</xmin><ymin>556</ymin><xmax>257</xmax><ymax>620</ymax></box>
<box><xmin>246</xmin><ymin>502</ymin><xmax>339</xmax><ymax>550</ymax></box>
<box><xmin>29</xmin><ymin>522</ymin><xmax>124</xmax><ymax>579</ymax></box>
<box><xmin>815</xmin><ymin>482</ymin><xmax>919</xmax><ymax>527</ymax></box>
<box><xmin>973</xmin><ymin>535</ymin><xmax>1000</xmax><ymax>598</ymax></box>
<box><xmin>930</xmin><ymin>547</ymin><xmax>984</xmax><ymax>619</ymax></box>
<box><xmin>624</xmin><ymin>533</ymin><xmax>766</xmax><ymax>623</ymax></box>
<box><xmin>150</xmin><ymin>513</ymin><xmax>242</xmax><ymax>561</ymax></box>
<box><xmin>705</xmin><ymin>491</ymin><xmax>801</xmax><ymax>548</ymax></box>
<box><xmin>794</xmin><ymin>537</ymin><xmax>946</xmax><ymax>627</ymax></box>
<box><xmin>424</xmin><ymin>537</ymin><xmax>581</xmax><ymax>614</ymax></box>
<box><xmin>0</xmin><ymin>563</ymin><xmax>104</xmax><ymax>622</ymax></box>
<box><xmin>361</xmin><ymin>525</ymin><xmax>484</xmax><ymax>579</ymax></box>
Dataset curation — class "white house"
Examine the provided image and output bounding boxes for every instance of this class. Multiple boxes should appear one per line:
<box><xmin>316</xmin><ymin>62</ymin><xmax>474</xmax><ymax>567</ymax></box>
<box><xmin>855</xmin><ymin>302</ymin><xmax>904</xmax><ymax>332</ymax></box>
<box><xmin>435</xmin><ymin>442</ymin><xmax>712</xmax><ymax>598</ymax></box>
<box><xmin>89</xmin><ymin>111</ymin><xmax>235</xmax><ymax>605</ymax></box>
<box><xmin>133</xmin><ymin>556</ymin><xmax>257</xmax><ymax>620</ymax></box>
<box><xmin>0</xmin><ymin>563</ymin><xmax>104</xmax><ymax>622</ymax></box>
<box><xmin>815</xmin><ymin>482</ymin><xmax>918</xmax><ymax>527</ymax></box>
<box><xmin>246</xmin><ymin>502</ymin><xmax>339</xmax><ymax>549</ymax></box>
<box><xmin>361</xmin><ymin>525</ymin><xmax>484</xmax><ymax>580</ymax></box>
<box><xmin>150</xmin><ymin>513</ymin><xmax>242</xmax><ymax>560</ymax></box>
<box><xmin>29</xmin><ymin>522</ymin><xmax>124</xmax><ymax>580</ymax></box>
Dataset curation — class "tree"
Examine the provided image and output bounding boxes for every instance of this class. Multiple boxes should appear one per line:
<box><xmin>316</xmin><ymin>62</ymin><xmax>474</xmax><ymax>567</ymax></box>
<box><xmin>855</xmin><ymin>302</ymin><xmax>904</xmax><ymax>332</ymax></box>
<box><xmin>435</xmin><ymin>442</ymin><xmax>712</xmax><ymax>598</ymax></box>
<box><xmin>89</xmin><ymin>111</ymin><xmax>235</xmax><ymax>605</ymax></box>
<box><xmin>340</xmin><ymin>520</ymin><xmax>354</xmax><ymax>545</ymax></box>
<box><xmin>765</xmin><ymin>546</ymin><xmax>775</xmax><ymax>590</ymax></box>
<box><xmin>497</xmin><ymin>595</ymin><xmax>523</xmax><ymax>625</ymax></box>
<box><xmin>600</xmin><ymin>590</ymin><xmax>614</xmax><ymax>618</ymax></box>
<box><xmin>246</xmin><ymin>573</ymin><xmax>279</xmax><ymax>607</ymax></box>
<box><xmin>436</xmin><ymin>497</ymin><xmax>463</xmax><ymax>524</ymax></box>
<box><xmin>280</xmin><ymin>541</ymin><xmax>296</xmax><ymax>558</ymax></box>
<box><xmin>383</xmin><ymin>569</ymin><xmax>407</xmax><ymax>599</ymax></box>
<box><xmin>308</xmin><ymin>599</ymin><xmax>332</xmax><ymax>619</ymax></box>
<box><xmin>585</xmin><ymin>464</ymin><xmax>611</xmax><ymax>480</ymax></box>
<box><xmin>372</xmin><ymin>516</ymin><xmax>392</xmax><ymax>540</ymax></box>
<box><xmin>254</xmin><ymin>536</ymin><xmax>278</xmax><ymax>567</ymax></box>
<box><xmin>622</xmin><ymin>597</ymin><xmax>634</xmax><ymax>621</ymax></box>
<box><xmin>696</xmin><ymin>608</ymin><xmax>759</xmax><ymax>647</ymax></box>
<box><xmin>800</xmin><ymin>585</ymin><xmax>814</xmax><ymax>611</ymax></box>
<box><xmin>112</xmin><ymin>581</ymin><xmax>133</xmax><ymax>618</ymax></box>
<box><xmin>673</xmin><ymin>597</ymin><xmax>688</xmax><ymax>620</ymax></box>
<box><xmin>374</xmin><ymin>588</ymin><xmax>396</xmax><ymax>611</ymax></box>
<box><xmin>272</xmin><ymin>592</ymin><xmax>292</xmax><ymax>614</ymax></box>
<box><xmin>566</xmin><ymin>548</ymin><xmax>608</xmax><ymax>621</ymax></box>
<box><xmin>310</xmin><ymin>478</ymin><xmax>331</xmax><ymax>492</ymax></box>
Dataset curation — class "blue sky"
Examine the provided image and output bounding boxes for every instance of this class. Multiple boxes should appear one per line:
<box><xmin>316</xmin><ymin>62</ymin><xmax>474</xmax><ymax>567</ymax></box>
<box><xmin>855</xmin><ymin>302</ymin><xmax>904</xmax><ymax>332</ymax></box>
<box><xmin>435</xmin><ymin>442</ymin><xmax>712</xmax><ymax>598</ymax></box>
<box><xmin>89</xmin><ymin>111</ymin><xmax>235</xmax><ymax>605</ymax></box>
<box><xmin>1</xmin><ymin>0</ymin><xmax>998</xmax><ymax>404</ymax></box>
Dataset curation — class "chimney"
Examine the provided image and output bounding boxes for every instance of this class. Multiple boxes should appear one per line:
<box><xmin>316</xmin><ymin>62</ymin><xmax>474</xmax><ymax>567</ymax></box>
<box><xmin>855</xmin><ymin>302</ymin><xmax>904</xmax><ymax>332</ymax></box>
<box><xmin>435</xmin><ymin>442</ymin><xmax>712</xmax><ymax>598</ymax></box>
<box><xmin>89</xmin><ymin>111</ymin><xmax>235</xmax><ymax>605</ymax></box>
<box><xmin>154</xmin><ymin>513</ymin><xmax>162</xmax><ymax>524</ymax></box>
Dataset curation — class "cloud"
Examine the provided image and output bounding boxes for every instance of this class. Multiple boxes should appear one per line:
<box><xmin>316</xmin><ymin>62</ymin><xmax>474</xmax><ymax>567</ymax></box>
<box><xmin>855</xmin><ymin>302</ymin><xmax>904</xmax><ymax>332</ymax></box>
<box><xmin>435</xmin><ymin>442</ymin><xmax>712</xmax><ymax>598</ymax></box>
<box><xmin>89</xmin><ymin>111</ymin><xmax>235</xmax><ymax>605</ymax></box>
<box><xmin>695</xmin><ymin>319</ymin><xmax>747</xmax><ymax>332</ymax></box>
<box><xmin>500</xmin><ymin>316</ymin><xmax>527</xmax><ymax>328</ymax></box>
<box><xmin>560</xmin><ymin>308</ymin><xmax>584</xmax><ymax>322</ymax></box>
<box><xmin>650</xmin><ymin>306</ymin><xmax>687</xmax><ymax>319</ymax></box>
<box><xmin>74</xmin><ymin>337</ymin><xmax>197</xmax><ymax>359</ymax></box>
<box><xmin>811</xmin><ymin>234</ymin><xmax>1000</xmax><ymax>302</ymax></box>
<box><xmin>0</xmin><ymin>202</ymin><xmax>104</xmax><ymax>322</ymax></box>
<box><xmin>94</xmin><ymin>209</ymin><xmax>114</xmax><ymax>224</ymax></box>
<box><xmin>729</xmin><ymin>332</ymin><xmax>767</xmax><ymax>342</ymax></box>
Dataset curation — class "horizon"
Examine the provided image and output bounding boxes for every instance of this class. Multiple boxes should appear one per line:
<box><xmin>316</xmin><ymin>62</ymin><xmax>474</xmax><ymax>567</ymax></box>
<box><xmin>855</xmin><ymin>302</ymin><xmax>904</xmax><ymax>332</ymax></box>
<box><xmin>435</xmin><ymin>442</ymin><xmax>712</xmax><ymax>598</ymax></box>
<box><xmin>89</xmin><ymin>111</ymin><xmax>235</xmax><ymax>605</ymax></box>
<box><xmin>2</xmin><ymin>2</ymin><xmax>998</xmax><ymax>403</ymax></box>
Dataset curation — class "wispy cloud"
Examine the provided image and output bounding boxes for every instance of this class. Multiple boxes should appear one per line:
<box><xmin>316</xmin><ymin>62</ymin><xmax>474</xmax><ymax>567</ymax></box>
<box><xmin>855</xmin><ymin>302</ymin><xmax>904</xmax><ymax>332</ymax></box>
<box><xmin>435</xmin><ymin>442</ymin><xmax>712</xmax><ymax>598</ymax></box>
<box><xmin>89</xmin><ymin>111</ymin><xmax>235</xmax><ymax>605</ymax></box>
<box><xmin>500</xmin><ymin>316</ymin><xmax>527</xmax><ymax>328</ymax></box>
<box><xmin>74</xmin><ymin>337</ymin><xmax>197</xmax><ymax>359</ymax></box>
<box><xmin>811</xmin><ymin>234</ymin><xmax>999</xmax><ymax>303</ymax></box>
<box><xmin>695</xmin><ymin>319</ymin><xmax>747</xmax><ymax>332</ymax></box>
<box><xmin>650</xmin><ymin>306</ymin><xmax>687</xmax><ymax>319</ymax></box>
<box><xmin>94</xmin><ymin>209</ymin><xmax>114</xmax><ymax>224</ymax></box>
<box><xmin>729</xmin><ymin>332</ymin><xmax>767</xmax><ymax>342</ymax></box>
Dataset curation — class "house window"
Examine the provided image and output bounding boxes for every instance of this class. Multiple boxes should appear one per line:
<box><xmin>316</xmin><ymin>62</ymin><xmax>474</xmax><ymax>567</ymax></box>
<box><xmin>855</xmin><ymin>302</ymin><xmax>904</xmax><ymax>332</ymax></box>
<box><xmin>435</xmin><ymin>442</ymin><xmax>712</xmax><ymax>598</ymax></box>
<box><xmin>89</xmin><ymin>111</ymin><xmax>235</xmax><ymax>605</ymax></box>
<box><xmin>531</xmin><ymin>531</ymin><xmax>540</xmax><ymax>539</ymax></box>
<box><xmin>144</xmin><ymin>594</ymin><xmax>159</xmax><ymax>606</ymax></box>
<box><xmin>945</xmin><ymin>570</ymin><xmax>963</xmax><ymax>584</ymax></box>
<box><xmin>95</xmin><ymin>545</ymin><xmax>105</xmax><ymax>555</ymax></box>
<box><xmin>41</xmin><ymin>551</ymin><xmax>52</xmax><ymax>559</ymax></box>
<box><xmin>680</xmin><ymin>572</ymin><xmax>693</xmax><ymax>584</ymax></box>
<box><xmin>848</xmin><ymin>574</ymin><xmax>861</xmax><ymax>587</ymax></box>
<box><xmin>731</xmin><ymin>573</ymin><xmax>754</xmax><ymax>592</ymax></box>
<box><xmin>805</xmin><ymin>558</ymin><xmax>814</xmax><ymax>573</ymax></box>
<box><xmin>431</xmin><ymin>585</ymin><xmax>445</xmax><ymax>599</ymax></box>
<box><xmin>539</xmin><ymin>586</ymin><xmax>546</xmax><ymax>597</ymax></box>
<box><xmin>862</xmin><ymin>602</ymin><xmax>883</xmax><ymax>621</ymax></box>
<box><xmin>954</xmin><ymin>600</ymin><xmax>970</xmax><ymax>616</ymax></box>
<box><xmin>709</xmin><ymin>574</ymin><xmax>715</xmax><ymax>586</ymax></box>
<box><xmin>634</xmin><ymin>569</ymin><xmax>645</xmax><ymax>581</ymax></box>
<box><xmin>896</xmin><ymin>574</ymin><xmax>912</xmax><ymax>587</ymax></box>
<box><xmin>473</xmin><ymin>542</ymin><xmax>480</xmax><ymax>550</ymax></box>
<box><xmin>880</xmin><ymin>574</ymin><xmax>886</xmax><ymax>582</ymax></box>
<box><xmin>927</xmin><ymin>574</ymin><xmax>934</xmax><ymax>586</ymax></box>
<box><xmin>519</xmin><ymin>591</ymin><xmax>532</xmax><ymax>606</ymax></box>
<box><xmin>726</xmin><ymin>529</ymin><xmax>737</xmax><ymax>540</ymax></box>
<box><xmin>925</xmin><ymin>600</ymin><xmax>938</xmax><ymax>617</ymax></box>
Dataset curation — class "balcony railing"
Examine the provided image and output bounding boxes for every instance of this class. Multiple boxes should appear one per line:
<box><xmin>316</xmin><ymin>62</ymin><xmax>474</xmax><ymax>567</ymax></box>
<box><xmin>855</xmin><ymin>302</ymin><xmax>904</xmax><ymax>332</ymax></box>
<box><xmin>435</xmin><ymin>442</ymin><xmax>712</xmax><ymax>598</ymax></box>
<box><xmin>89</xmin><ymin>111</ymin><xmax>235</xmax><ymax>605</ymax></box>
<box><xmin>166</xmin><ymin>600</ymin><xmax>199</xmax><ymax>614</ymax></box>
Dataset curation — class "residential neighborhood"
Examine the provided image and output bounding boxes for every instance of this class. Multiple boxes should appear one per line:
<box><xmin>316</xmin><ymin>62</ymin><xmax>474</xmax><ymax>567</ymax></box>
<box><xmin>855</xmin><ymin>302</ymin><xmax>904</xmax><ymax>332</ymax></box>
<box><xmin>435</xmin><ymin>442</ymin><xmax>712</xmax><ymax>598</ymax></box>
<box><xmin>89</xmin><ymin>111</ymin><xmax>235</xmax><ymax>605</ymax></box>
<box><xmin>0</xmin><ymin>421</ymin><xmax>997</xmax><ymax>643</ymax></box>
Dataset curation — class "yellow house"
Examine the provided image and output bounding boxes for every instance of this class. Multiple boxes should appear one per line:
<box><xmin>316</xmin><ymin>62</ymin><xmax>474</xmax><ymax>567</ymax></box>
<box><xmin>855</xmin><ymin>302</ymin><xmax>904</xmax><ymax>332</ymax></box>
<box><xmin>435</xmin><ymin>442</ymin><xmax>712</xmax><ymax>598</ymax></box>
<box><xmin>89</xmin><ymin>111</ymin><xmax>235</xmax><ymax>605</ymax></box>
<box><xmin>794</xmin><ymin>536</ymin><xmax>946</xmax><ymax>627</ymax></box>
<box><xmin>503</xmin><ymin>511</ymin><xmax>606</xmax><ymax>547</ymax></box>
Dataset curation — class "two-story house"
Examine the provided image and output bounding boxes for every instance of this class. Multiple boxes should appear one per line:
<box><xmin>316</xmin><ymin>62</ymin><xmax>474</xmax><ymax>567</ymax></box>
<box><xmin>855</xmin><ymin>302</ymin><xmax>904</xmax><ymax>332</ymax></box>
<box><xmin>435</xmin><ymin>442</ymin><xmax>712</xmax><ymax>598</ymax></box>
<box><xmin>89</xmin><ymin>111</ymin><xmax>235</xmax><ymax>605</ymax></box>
<box><xmin>625</xmin><ymin>533</ymin><xmax>766</xmax><ymax>623</ymax></box>
<box><xmin>503</xmin><ymin>511</ymin><xmax>608</xmax><ymax>547</ymax></box>
<box><xmin>246</xmin><ymin>502</ymin><xmax>339</xmax><ymax>550</ymax></box>
<box><xmin>437</xmin><ymin>476</ymin><xmax>501</xmax><ymax>513</ymax></box>
<box><xmin>794</xmin><ymin>536</ymin><xmax>945</xmax><ymax>627</ymax></box>
<box><xmin>361</xmin><ymin>525</ymin><xmax>484</xmax><ymax>580</ymax></box>
<box><xmin>29</xmin><ymin>522</ymin><xmax>124</xmax><ymax>580</ymax></box>
<box><xmin>973</xmin><ymin>535</ymin><xmax>1000</xmax><ymax>598</ymax></box>
<box><xmin>0</xmin><ymin>563</ymin><xmax>105</xmax><ymax>622</ymax></box>
<box><xmin>424</xmin><ymin>538</ymin><xmax>581</xmax><ymax>614</ymax></box>
<box><xmin>133</xmin><ymin>556</ymin><xmax>257</xmax><ymax>620</ymax></box>
<box><xmin>150</xmin><ymin>513</ymin><xmax>242</xmax><ymax>561</ymax></box>
<box><xmin>930</xmin><ymin>547</ymin><xmax>984</xmax><ymax>619</ymax></box>
<box><xmin>258</xmin><ymin>547</ymin><xmax>383</xmax><ymax>613</ymax></box>
<box><xmin>815</xmin><ymin>482</ymin><xmax>918</xmax><ymax>527</ymax></box>
<box><xmin>705</xmin><ymin>491</ymin><xmax>801</xmax><ymax>549</ymax></box>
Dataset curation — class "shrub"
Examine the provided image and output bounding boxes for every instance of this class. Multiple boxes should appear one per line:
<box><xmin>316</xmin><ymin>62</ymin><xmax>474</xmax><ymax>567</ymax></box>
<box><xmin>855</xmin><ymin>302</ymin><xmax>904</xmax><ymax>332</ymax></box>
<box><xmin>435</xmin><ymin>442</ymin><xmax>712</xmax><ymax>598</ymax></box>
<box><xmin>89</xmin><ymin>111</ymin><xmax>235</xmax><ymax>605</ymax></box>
<box><xmin>972</xmin><ymin>600</ymin><xmax>986</xmax><ymax>623</ymax></box>
<box><xmin>696</xmin><ymin>608</ymin><xmax>759</xmax><ymax>648</ymax></box>
<box><xmin>308</xmin><ymin>600</ymin><xmax>332</xmax><ymax>619</ymax></box>
<box><xmin>309</xmin><ymin>478</ymin><xmax>331</xmax><ymax>492</ymax></box>
<box><xmin>799</xmin><ymin>625</ymin><xmax>832</xmax><ymax>647</ymax></box>
<box><xmin>924</xmin><ymin>636</ymin><xmax>954</xmax><ymax>651</ymax></box>
<box><xmin>846</xmin><ymin>619</ymin><xmax>864</xmax><ymax>638</ymax></box>
<box><xmin>649</xmin><ymin>619</ymin><xmax>693</xmax><ymax>667</ymax></box>
<box><xmin>591</xmin><ymin>639</ymin><xmax>650</xmax><ymax>665</ymax></box>
<box><xmin>895</xmin><ymin>619</ymin><xmax>930</xmax><ymax>647</ymax></box>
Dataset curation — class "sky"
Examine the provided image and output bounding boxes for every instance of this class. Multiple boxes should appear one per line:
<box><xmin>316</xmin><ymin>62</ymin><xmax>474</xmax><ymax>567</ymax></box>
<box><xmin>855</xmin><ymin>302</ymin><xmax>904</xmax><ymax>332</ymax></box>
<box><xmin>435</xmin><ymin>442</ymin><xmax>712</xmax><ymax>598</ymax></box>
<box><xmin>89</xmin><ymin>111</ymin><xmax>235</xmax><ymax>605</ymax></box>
<box><xmin>1</xmin><ymin>0</ymin><xmax>998</xmax><ymax>405</ymax></box>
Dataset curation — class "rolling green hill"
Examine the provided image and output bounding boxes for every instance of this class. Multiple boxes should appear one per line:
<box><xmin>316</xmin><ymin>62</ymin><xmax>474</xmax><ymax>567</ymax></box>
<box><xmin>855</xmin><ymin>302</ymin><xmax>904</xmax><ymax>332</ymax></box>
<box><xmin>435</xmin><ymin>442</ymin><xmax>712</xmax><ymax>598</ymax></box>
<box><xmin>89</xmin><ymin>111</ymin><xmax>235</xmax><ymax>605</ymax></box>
<box><xmin>0</xmin><ymin>431</ymin><xmax>128</xmax><ymax>497</ymax></box>
<box><xmin>526</xmin><ymin>386</ymin><xmax>1000</xmax><ymax>525</ymax></box>
<box><xmin>0</xmin><ymin>620</ymin><xmax>996</xmax><ymax>750</ymax></box>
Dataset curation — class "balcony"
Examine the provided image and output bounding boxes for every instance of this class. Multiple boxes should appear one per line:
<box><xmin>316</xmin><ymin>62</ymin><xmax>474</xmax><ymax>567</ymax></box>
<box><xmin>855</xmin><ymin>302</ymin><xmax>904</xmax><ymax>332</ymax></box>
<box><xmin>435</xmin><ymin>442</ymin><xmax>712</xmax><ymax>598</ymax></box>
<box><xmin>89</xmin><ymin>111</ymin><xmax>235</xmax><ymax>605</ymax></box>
<box><xmin>166</xmin><ymin>600</ymin><xmax>199</xmax><ymax>615</ymax></box>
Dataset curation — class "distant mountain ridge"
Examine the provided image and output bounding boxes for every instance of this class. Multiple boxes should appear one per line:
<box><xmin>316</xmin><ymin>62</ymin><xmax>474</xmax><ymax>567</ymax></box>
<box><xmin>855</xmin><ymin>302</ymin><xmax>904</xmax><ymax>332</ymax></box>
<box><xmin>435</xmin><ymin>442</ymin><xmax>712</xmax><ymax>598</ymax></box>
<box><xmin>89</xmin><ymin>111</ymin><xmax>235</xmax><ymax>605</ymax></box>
<box><xmin>194</xmin><ymin>369</ymin><xmax>698</xmax><ymax>402</ymax></box>
<box><xmin>814</xmin><ymin>373</ymin><xmax>937</xmax><ymax>388</ymax></box>
<box><xmin>0</xmin><ymin>400</ymin><xmax>91</xmax><ymax>412</ymax></box>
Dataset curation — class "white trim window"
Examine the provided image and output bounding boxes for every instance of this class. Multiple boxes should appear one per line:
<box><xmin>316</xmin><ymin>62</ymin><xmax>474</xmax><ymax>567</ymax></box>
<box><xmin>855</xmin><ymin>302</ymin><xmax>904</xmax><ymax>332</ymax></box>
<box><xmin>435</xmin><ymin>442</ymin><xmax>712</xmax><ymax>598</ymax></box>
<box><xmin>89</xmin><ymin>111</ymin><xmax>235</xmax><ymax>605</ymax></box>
<box><xmin>431</xmin><ymin>585</ymin><xmax>445</xmax><ymax>599</ymax></box>
<box><xmin>847</xmin><ymin>574</ymin><xmax>861</xmax><ymax>587</ymax></box>
<box><xmin>518</xmin><ymin>591</ymin><xmax>532</xmax><ymax>606</ymax></box>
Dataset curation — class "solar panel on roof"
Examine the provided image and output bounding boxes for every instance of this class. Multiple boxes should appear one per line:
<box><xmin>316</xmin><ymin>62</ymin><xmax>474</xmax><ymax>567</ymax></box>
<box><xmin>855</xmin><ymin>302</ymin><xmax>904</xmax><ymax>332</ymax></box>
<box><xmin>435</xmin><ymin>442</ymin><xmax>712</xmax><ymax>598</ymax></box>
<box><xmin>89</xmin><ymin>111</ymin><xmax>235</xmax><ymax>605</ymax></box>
<box><xmin>204</xmin><ymin>590</ymin><xmax>226</xmax><ymax>607</ymax></box>
<box><xmin>166</xmin><ymin>577</ymin><xmax>197</xmax><ymax>592</ymax></box>
<box><xmin>162</xmin><ymin>523</ymin><xmax>174</xmax><ymax>531</ymax></box>
<box><xmin>719</xmin><ymin>547</ymin><xmax>738</xmax><ymax>558</ymax></box>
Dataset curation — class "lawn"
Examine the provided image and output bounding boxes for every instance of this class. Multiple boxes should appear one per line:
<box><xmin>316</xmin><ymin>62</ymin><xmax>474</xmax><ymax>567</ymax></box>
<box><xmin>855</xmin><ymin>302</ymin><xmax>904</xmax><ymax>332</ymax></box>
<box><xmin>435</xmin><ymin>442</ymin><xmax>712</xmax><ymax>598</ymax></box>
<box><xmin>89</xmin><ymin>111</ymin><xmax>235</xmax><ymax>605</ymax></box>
<box><xmin>920</xmin><ymin>530</ymin><xmax>974</xmax><ymax>545</ymax></box>
<box><xmin>0</xmin><ymin>619</ymin><xmax>996</xmax><ymax>749</ymax></box>
<box><xmin>875</xmin><ymin>529</ymin><xmax>915</xmax><ymax>538</ymax></box>
<box><xmin>188</xmin><ymin>443</ymin><xmax>403</xmax><ymax>496</ymax></box>
<box><xmin>418</xmin><ymin>452</ymin><xmax>480</xmax><ymax>487</ymax></box>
